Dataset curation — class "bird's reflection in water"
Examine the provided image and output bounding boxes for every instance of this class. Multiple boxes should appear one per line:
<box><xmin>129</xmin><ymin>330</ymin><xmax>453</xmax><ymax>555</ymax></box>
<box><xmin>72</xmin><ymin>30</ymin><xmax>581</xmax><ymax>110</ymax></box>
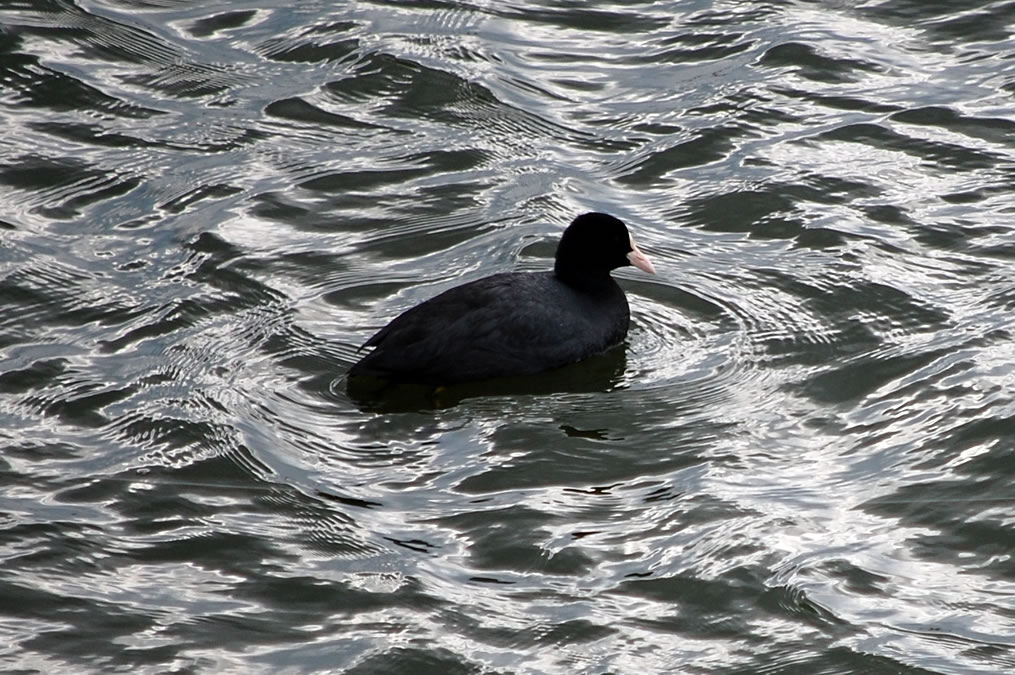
<box><xmin>344</xmin><ymin>345</ymin><xmax>627</xmax><ymax>413</ymax></box>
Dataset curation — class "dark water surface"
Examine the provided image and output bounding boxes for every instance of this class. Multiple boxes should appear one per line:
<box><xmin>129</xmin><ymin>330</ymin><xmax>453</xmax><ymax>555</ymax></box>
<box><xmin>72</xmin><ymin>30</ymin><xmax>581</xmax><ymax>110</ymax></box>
<box><xmin>2</xmin><ymin>0</ymin><xmax>1015</xmax><ymax>672</ymax></box>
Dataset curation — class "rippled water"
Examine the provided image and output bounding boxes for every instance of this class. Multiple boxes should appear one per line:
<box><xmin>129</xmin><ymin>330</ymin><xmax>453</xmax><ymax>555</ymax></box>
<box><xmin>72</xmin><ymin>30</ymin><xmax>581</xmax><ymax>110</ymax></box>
<box><xmin>2</xmin><ymin>0</ymin><xmax>1015</xmax><ymax>672</ymax></box>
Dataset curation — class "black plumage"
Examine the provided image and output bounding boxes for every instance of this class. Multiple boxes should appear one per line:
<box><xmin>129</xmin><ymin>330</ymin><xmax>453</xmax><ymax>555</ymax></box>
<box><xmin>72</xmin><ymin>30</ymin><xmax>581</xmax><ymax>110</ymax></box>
<box><xmin>348</xmin><ymin>212</ymin><xmax>655</xmax><ymax>385</ymax></box>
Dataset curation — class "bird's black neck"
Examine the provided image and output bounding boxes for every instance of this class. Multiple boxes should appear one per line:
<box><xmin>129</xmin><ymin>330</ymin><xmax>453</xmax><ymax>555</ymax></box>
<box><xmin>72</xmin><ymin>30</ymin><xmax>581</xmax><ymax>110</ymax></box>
<box><xmin>553</xmin><ymin>260</ymin><xmax>616</xmax><ymax>294</ymax></box>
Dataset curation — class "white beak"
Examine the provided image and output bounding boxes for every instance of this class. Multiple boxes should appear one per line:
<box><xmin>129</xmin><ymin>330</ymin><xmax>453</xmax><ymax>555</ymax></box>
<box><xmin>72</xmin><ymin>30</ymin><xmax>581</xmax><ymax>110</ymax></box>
<box><xmin>626</xmin><ymin>236</ymin><xmax>656</xmax><ymax>275</ymax></box>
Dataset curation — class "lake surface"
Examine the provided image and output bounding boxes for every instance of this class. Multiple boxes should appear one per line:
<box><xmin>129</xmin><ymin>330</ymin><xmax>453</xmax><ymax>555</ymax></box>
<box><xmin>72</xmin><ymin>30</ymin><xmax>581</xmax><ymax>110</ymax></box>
<box><xmin>2</xmin><ymin>0</ymin><xmax>1015</xmax><ymax>672</ymax></box>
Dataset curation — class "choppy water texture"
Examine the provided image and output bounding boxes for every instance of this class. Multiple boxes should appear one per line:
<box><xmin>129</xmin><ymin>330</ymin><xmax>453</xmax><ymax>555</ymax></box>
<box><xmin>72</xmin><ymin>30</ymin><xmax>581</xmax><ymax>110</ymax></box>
<box><xmin>2</xmin><ymin>0</ymin><xmax>1015</xmax><ymax>672</ymax></box>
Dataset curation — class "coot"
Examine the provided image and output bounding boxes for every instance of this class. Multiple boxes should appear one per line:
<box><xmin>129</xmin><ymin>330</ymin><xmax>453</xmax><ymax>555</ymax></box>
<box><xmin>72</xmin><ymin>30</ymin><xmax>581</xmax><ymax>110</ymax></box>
<box><xmin>348</xmin><ymin>212</ymin><xmax>655</xmax><ymax>385</ymax></box>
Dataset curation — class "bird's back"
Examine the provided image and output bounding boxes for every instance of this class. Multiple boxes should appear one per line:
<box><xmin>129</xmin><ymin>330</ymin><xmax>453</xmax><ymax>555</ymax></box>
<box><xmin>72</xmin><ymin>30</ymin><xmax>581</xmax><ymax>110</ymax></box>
<box><xmin>349</xmin><ymin>271</ymin><xmax>629</xmax><ymax>385</ymax></box>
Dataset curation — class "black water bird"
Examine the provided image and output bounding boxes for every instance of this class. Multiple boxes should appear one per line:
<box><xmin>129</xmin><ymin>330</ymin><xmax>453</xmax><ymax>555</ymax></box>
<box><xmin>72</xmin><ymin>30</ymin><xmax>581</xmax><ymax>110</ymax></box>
<box><xmin>348</xmin><ymin>212</ymin><xmax>655</xmax><ymax>385</ymax></box>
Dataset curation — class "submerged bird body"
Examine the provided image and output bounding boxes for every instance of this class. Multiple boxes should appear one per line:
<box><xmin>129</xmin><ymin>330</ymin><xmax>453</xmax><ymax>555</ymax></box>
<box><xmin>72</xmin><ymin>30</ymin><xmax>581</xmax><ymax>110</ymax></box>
<box><xmin>349</xmin><ymin>213</ymin><xmax>654</xmax><ymax>385</ymax></box>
